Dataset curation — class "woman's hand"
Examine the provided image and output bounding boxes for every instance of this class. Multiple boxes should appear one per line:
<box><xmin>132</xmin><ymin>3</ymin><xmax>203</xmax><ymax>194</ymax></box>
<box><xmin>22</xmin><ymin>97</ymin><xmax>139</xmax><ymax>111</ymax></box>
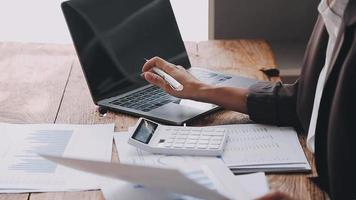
<box><xmin>142</xmin><ymin>56</ymin><xmax>249</xmax><ymax>114</ymax></box>
<box><xmin>142</xmin><ymin>56</ymin><xmax>211</xmax><ymax>100</ymax></box>
<box><xmin>256</xmin><ymin>191</ymin><xmax>295</xmax><ymax>200</ymax></box>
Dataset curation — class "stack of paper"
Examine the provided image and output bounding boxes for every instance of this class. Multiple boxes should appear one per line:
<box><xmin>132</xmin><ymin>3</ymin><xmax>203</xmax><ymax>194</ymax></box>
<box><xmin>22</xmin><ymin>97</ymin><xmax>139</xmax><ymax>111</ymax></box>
<box><xmin>0</xmin><ymin>123</ymin><xmax>114</xmax><ymax>193</ymax></box>
<box><xmin>220</xmin><ymin>124</ymin><xmax>311</xmax><ymax>174</ymax></box>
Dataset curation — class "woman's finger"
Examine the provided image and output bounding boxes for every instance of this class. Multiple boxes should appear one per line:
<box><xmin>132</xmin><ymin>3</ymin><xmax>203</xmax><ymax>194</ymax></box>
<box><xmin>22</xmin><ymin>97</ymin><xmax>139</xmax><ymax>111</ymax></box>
<box><xmin>175</xmin><ymin>65</ymin><xmax>186</xmax><ymax>70</ymax></box>
<box><xmin>143</xmin><ymin>72</ymin><xmax>174</xmax><ymax>93</ymax></box>
<box><xmin>142</xmin><ymin>56</ymin><xmax>176</xmax><ymax>74</ymax></box>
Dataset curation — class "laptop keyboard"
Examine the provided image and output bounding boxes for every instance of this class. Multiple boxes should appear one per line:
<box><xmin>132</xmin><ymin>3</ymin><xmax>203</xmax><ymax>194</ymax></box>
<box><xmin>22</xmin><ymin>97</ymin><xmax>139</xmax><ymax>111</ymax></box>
<box><xmin>111</xmin><ymin>86</ymin><xmax>178</xmax><ymax>112</ymax></box>
<box><xmin>110</xmin><ymin>69</ymin><xmax>231</xmax><ymax>112</ymax></box>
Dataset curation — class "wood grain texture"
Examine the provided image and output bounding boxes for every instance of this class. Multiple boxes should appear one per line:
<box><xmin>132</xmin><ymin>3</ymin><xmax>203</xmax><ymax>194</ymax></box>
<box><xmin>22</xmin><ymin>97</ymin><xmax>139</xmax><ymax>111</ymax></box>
<box><xmin>0</xmin><ymin>42</ymin><xmax>75</xmax><ymax>123</ymax></box>
<box><xmin>30</xmin><ymin>191</ymin><xmax>104</xmax><ymax>200</ymax></box>
<box><xmin>191</xmin><ymin>40</ymin><xmax>276</xmax><ymax>80</ymax></box>
<box><xmin>0</xmin><ymin>194</ymin><xmax>28</xmax><ymax>200</ymax></box>
<box><xmin>0</xmin><ymin>41</ymin><xmax>326</xmax><ymax>200</ymax></box>
<box><xmin>0</xmin><ymin>42</ymin><xmax>75</xmax><ymax>200</ymax></box>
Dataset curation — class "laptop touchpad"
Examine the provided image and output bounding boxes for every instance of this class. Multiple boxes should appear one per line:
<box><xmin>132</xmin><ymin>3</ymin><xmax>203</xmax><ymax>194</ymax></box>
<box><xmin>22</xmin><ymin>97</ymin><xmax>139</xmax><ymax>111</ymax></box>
<box><xmin>172</xmin><ymin>99</ymin><xmax>217</xmax><ymax>111</ymax></box>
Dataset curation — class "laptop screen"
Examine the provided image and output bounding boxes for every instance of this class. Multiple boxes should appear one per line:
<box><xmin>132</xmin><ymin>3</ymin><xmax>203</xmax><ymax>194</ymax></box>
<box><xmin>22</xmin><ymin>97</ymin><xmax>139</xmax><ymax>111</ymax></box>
<box><xmin>62</xmin><ymin>0</ymin><xmax>191</xmax><ymax>102</ymax></box>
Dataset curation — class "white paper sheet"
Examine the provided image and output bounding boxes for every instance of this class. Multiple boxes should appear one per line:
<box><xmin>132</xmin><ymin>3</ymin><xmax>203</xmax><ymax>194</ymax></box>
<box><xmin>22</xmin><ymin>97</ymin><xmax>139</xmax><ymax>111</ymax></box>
<box><xmin>99</xmin><ymin>163</ymin><xmax>263</xmax><ymax>200</ymax></box>
<box><xmin>233</xmin><ymin>173</ymin><xmax>269</xmax><ymax>198</ymax></box>
<box><xmin>0</xmin><ymin>123</ymin><xmax>114</xmax><ymax>192</ymax></box>
<box><xmin>202</xmin><ymin>160</ymin><xmax>269</xmax><ymax>199</ymax></box>
<box><xmin>100</xmin><ymin>167</ymin><xmax>235</xmax><ymax>200</ymax></box>
<box><xmin>41</xmin><ymin>155</ymin><xmax>233</xmax><ymax>200</ymax></box>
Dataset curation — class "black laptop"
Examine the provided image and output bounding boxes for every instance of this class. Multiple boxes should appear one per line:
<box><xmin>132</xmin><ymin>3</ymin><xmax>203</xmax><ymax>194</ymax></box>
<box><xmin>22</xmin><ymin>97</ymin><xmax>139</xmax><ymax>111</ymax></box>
<box><xmin>61</xmin><ymin>0</ymin><xmax>258</xmax><ymax>125</ymax></box>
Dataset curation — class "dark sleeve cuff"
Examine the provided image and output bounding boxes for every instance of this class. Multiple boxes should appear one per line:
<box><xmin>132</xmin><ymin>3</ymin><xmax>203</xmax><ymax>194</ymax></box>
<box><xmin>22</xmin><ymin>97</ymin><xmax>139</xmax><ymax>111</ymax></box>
<box><xmin>247</xmin><ymin>81</ymin><xmax>299</xmax><ymax>126</ymax></box>
<box><xmin>247</xmin><ymin>81</ymin><xmax>281</xmax><ymax>125</ymax></box>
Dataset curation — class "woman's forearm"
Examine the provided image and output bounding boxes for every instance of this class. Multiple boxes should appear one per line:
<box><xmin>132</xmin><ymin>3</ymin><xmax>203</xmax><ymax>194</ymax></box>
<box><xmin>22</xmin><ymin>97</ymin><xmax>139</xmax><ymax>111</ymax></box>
<box><xmin>196</xmin><ymin>85</ymin><xmax>249</xmax><ymax>114</ymax></box>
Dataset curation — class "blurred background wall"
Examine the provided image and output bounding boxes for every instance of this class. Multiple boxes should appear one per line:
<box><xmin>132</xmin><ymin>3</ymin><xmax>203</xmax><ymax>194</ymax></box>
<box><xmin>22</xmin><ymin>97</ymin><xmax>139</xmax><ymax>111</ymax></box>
<box><xmin>0</xmin><ymin>0</ymin><xmax>209</xmax><ymax>43</ymax></box>
<box><xmin>212</xmin><ymin>0</ymin><xmax>319</xmax><ymax>82</ymax></box>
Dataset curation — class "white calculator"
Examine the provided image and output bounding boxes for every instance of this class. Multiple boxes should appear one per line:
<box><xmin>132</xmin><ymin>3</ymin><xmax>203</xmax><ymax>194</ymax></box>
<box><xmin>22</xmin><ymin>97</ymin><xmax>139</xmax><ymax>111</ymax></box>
<box><xmin>128</xmin><ymin>118</ymin><xmax>228</xmax><ymax>156</ymax></box>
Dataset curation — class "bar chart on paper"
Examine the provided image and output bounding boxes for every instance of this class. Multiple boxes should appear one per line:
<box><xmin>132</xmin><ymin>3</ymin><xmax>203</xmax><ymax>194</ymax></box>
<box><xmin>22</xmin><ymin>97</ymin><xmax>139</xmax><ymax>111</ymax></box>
<box><xmin>0</xmin><ymin>123</ymin><xmax>115</xmax><ymax>192</ymax></box>
<box><xmin>0</xmin><ymin>126</ymin><xmax>76</xmax><ymax>191</ymax></box>
<box><xmin>8</xmin><ymin>130</ymin><xmax>72</xmax><ymax>174</ymax></box>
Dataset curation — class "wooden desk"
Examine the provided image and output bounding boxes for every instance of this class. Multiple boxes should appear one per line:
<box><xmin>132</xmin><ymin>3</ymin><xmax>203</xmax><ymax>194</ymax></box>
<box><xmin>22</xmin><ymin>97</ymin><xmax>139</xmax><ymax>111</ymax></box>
<box><xmin>0</xmin><ymin>41</ymin><xmax>326</xmax><ymax>200</ymax></box>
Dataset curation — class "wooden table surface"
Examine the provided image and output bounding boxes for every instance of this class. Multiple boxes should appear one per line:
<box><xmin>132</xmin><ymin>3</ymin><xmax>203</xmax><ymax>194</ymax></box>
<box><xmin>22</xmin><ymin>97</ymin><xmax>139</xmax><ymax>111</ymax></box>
<box><xmin>0</xmin><ymin>40</ymin><xmax>327</xmax><ymax>200</ymax></box>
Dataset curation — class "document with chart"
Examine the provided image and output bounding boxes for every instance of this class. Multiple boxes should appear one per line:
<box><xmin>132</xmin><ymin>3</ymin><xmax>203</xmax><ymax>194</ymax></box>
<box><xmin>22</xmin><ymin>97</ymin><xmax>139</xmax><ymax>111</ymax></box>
<box><xmin>221</xmin><ymin>124</ymin><xmax>311</xmax><ymax>173</ymax></box>
<box><xmin>0</xmin><ymin>123</ymin><xmax>114</xmax><ymax>192</ymax></box>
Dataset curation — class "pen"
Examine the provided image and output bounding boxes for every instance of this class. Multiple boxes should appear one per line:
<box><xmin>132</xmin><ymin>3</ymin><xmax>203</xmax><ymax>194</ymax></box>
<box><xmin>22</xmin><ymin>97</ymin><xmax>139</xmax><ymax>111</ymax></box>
<box><xmin>144</xmin><ymin>58</ymin><xmax>184</xmax><ymax>91</ymax></box>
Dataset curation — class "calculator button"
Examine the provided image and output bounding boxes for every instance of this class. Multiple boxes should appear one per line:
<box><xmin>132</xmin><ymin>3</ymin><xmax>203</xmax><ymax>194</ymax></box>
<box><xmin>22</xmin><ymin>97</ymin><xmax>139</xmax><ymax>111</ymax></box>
<box><xmin>184</xmin><ymin>144</ymin><xmax>196</xmax><ymax>148</ymax></box>
<box><xmin>208</xmin><ymin>145</ymin><xmax>221</xmax><ymax>149</ymax></box>
<box><xmin>188</xmin><ymin>135</ymin><xmax>199</xmax><ymax>140</ymax></box>
<box><xmin>197</xmin><ymin>144</ymin><xmax>208</xmax><ymax>149</ymax></box>
<box><xmin>175</xmin><ymin>139</ymin><xmax>186</xmax><ymax>143</ymax></box>
<box><xmin>191</xmin><ymin>130</ymin><xmax>201</xmax><ymax>133</ymax></box>
<box><xmin>177</xmin><ymin>130</ymin><xmax>189</xmax><ymax>135</ymax></box>
<box><xmin>203</xmin><ymin>128</ymin><xmax>214</xmax><ymax>132</ymax></box>
<box><xmin>209</xmin><ymin>140</ymin><xmax>221</xmax><ymax>145</ymax></box>
<box><xmin>212</xmin><ymin>140</ymin><xmax>222</xmax><ymax>145</ymax></box>
<box><xmin>200</xmin><ymin>136</ymin><xmax>211</xmax><ymax>140</ymax></box>
<box><xmin>173</xmin><ymin>143</ymin><xmax>184</xmax><ymax>148</ymax></box>
<box><xmin>189</xmin><ymin>132</ymin><xmax>200</xmax><ymax>136</ymax></box>
<box><xmin>211</xmin><ymin>136</ymin><xmax>223</xmax><ymax>141</ymax></box>
<box><xmin>198</xmin><ymin>140</ymin><xmax>209</xmax><ymax>144</ymax></box>
<box><xmin>205</xmin><ymin>132</ymin><xmax>224</xmax><ymax>136</ymax></box>
<box><xmin>176</xmin><ymin>135</ymin><xmax>188</xmax><ymax>139</ymax></box>
<box><xmin>186</xmin><ymin>139</ymin><xmax>198</xmax><ymax>144</ymax></box>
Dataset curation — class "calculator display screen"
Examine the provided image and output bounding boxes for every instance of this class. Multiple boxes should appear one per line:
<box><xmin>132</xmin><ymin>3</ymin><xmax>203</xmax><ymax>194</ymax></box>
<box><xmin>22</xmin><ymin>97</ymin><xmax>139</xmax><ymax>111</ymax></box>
<box><xmin>132</xmin><ymin>120</ymin><xmax>158</xmax><ymax>144</ymax></box>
